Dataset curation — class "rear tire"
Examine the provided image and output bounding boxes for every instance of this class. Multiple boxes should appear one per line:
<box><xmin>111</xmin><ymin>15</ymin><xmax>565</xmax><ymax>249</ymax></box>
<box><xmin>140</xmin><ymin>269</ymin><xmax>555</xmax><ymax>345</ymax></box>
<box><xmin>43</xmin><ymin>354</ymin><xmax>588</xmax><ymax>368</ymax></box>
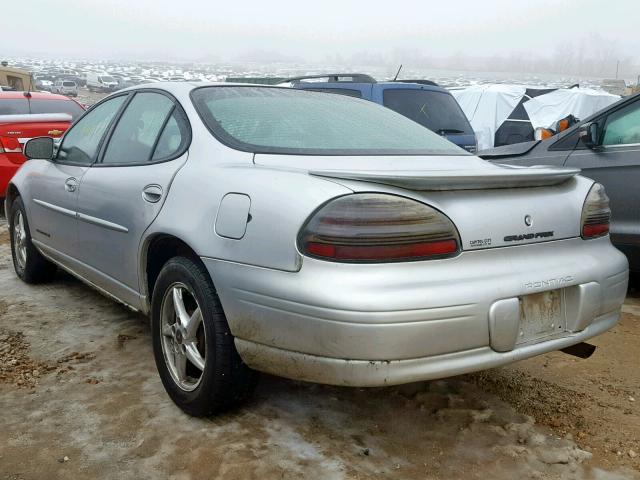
<box><xmin>151</xmin><ymin>256</ymin><xmax>257</xmax><ymax>416</ymax></box>
<box><xmin>9</xmin><ymin>197</ymin><xmax>57</xmax><ymax>284</ymax></box>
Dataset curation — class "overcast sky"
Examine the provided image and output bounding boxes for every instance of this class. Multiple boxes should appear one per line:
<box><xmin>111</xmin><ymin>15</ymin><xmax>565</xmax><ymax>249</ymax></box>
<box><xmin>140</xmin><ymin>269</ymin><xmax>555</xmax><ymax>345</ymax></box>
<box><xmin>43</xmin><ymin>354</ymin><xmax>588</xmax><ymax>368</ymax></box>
<box><xmin>5</xmin><ymin>0</ymin><xmax>638</xmax><ymax>65</ymax></box>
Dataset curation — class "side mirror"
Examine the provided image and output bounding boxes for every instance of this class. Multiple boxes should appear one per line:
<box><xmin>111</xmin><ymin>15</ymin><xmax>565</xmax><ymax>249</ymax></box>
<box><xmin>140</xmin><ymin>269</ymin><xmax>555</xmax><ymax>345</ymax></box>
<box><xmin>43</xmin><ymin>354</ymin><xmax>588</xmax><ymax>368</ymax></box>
<box><xmin>579</xmin><ymin>122</ymin><xmax>599</xmax><ymax>149</ymax></box>
<box><xmin>24</xmin><ymin>137</ymin><xmax>55</xmax><ymax>160</ymax></box>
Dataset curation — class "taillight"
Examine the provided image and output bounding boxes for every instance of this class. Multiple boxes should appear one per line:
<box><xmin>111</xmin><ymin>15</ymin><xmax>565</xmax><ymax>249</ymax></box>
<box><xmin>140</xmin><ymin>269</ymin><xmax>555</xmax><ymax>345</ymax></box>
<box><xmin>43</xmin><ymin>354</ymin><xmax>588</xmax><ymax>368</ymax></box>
<box><xmin>298</xmin><ymin>194</ymin><xmax>460</xmax><ymax>262</ymax></box>
<box><xmin>0</xmin><ymin>137</ymin><xmax>22</xmax><ymax>153</ymax></box>
<box><xmin>581</xmin><ymin>183</ymin><xmax>610</xmax><ymax>239</ymax></box>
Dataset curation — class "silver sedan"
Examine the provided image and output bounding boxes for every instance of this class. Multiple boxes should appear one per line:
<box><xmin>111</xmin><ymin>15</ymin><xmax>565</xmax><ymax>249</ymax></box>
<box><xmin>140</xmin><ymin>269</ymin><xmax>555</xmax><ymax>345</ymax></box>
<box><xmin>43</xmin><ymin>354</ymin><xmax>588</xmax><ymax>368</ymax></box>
<box><xmin>6</xmin><ymin>83</ymin><xmax>628</xmax><ymax>416</ymax></box>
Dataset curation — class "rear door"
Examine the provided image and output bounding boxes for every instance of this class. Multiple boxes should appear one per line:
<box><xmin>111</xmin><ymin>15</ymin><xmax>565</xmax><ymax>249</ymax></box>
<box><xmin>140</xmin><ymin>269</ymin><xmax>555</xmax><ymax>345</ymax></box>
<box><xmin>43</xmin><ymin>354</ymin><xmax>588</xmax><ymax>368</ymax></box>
<box><xmin>75</xmin><ymin>90</ymin><xmax>190</xmax><ymax>303</ymax></box>
<box><xmin>564</xmin><ymin>97</ymin><xmax>640</xmax><ymax>261</ymax></box>
<box><xmin>27</xmin><ymin>94</ymin><xmax>128</xmax><ymax>258</ymax></box>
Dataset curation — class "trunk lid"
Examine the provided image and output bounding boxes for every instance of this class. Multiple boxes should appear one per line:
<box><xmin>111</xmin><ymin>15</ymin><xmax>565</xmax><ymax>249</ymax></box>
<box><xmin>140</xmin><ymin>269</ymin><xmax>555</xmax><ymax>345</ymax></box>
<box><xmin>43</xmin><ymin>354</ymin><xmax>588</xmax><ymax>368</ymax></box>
<box><xmin>254</xmin><ymin>154</ymin><xmax>586</xmax><ymax>250</ymax></box>
<box><xmin>0</xmin><ymin>113</ymin><xmax>71</xmax><ymax>162</ymax></box>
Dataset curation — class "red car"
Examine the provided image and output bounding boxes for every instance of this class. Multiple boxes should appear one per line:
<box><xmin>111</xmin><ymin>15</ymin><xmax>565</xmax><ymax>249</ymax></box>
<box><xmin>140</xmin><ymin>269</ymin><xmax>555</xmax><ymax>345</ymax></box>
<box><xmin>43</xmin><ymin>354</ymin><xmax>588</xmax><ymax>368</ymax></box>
<box><xmin>0</xmin><ymin>91</ymin><xmax>85</xmax><ymax>198</ymax></box>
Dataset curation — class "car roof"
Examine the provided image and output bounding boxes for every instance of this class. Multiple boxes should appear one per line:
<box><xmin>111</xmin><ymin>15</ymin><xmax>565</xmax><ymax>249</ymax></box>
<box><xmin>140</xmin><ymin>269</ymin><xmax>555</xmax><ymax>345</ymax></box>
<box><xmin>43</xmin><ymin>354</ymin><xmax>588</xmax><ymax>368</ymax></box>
<box><xmin>376</xmin><ymin>82</ymin><xmax>449</xmax><ymax>93</ymax></box>
<box><xmin>0</xmin><ymin>91</ymin><xmax>74</xmax><ymax>100</ymax></box>
<box><xmin>287</xmin><ymin>80</ymin><xmax>448</xmax><ymax>94</ymax></box>
<box><xmin>117</xmin><ymin>81</ymin><xmax>272</xmax><ymax>96</ymax></box>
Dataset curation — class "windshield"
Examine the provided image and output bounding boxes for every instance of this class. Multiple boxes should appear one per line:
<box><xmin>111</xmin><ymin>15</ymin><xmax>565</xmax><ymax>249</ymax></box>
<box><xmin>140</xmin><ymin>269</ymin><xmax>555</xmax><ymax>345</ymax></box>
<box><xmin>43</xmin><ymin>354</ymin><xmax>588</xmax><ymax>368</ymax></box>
<box><xmin>383</xmin><ymin>89</ymin><xmax>474</xmax><ymax>136</ymax></box>
<box><xmin>100</xmin><ymin>76</ymin><xmax>116</xmax><ymax>83</ymax></box>
<box><xmin>29</xmin><ymin>99</ymin><xmax>84</xmax><ymax>120</ymax></box>
<box><xmin>191</xmin><ymin>86</ymin><xmax>467</xmax><ymax>155</ymax></box>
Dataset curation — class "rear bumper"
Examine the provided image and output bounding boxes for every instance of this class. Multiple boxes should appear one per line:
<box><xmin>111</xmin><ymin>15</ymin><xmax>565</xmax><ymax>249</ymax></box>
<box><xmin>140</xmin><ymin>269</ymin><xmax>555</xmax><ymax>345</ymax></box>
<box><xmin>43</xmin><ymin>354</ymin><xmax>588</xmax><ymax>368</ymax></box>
<box><xmin>0</xmin><ymin>153</ymin><xmax>21</xmax><ymax>197</ymax></box>
<box><xmin>202</xmin><ymin>236</ymin><xmax>628</xmax><ymax>385</ymax></box>
<box><xmin>235</xmin><ymin>311</ymin><xmax>619</xmax><ymax>386</ymax></box>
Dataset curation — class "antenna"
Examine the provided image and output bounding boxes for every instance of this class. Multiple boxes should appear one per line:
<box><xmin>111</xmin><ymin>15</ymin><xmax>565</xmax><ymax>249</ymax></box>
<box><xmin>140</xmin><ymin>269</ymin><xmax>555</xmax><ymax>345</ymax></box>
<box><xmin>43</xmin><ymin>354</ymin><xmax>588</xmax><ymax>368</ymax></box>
<box><xmin>393</xmin><ymin>64</ymin><xmax>403</xmax><ymax>82</ymax></box>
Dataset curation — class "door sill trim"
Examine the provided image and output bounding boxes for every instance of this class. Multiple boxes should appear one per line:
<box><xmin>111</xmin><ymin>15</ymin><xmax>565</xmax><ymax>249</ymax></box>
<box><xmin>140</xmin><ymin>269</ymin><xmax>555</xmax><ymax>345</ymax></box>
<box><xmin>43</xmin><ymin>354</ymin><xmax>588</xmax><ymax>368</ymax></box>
<box><xmin>32</xmin><ymin>239</ymin><xmax>143</xmax><ymax>314</ymax></box>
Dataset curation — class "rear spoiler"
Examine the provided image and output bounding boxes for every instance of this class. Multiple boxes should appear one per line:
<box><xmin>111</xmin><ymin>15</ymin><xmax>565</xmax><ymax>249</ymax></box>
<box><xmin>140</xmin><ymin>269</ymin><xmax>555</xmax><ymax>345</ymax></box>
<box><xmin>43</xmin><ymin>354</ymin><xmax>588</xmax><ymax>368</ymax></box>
<box><xmin>0</xmin><ymin>113</ymin><xmax>72</xmax><ymax>124</ymax></box>
<box><xmin>310</xmin><ymin>165</ymin><xmax>580</xmax><ymax>191</ymax></box>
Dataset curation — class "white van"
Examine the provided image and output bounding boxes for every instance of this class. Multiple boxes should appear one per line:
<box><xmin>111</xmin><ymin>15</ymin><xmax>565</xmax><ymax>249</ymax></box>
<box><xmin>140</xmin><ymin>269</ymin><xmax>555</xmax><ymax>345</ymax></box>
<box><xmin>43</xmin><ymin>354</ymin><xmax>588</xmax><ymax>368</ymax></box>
<box><xmin>86</xmin><ymin>73</ymin><xmax>119</xmax><ymax>93</ymax></box>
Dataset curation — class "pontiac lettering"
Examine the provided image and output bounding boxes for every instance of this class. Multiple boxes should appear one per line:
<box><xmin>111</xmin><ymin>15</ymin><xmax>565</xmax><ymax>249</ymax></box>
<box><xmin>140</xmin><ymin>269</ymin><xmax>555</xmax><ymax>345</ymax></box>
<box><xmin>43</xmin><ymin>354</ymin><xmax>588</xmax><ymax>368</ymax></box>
<box><xmin>524</xmin><ymin>275</ymin><xmax>574</xmax><ymax>290</ymax></box>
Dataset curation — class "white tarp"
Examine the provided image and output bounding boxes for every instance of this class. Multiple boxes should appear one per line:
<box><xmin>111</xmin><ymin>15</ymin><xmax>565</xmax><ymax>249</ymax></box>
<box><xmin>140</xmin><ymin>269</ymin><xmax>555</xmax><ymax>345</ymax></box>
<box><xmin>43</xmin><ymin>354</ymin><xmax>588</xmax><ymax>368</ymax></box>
<box><xmin>524</xmin><ymin>88</ymin><xmax>619</xmax><ymax>130</ymax></box>
<box><xmin>451</xmin><ymin>84</ymin><xmax>525</xmax><ymax>151</ymax></box>
<box><xmin>451</xmin><ymin>84</ymin><xmax>621</xmax><ymax>150</ymax></box>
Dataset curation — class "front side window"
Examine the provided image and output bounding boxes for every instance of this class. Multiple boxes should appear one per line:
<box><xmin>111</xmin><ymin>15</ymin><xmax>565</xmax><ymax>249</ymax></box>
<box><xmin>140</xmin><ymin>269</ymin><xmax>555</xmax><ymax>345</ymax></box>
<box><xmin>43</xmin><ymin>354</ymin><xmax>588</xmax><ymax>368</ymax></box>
<box><xmin>102</xmin><ymin>92</ymin><xmax>174</xmax><ymax>164</ymax></box>
<box><xmin>383</xmin><ymin>89</ymin><xmax>474</xmax><ymax>136</ymax></box>
<box><xmin>602</xmin><ymin>101</ymin><xmax>640</xmax><ymax>146</ymax></box>
<box><xmin>57</xmin><ymin>95</ymin><xmax>126</xmax><ymax>165</ymax></box>
<box><xmin>192</xmin><ymin>86</ymin><xmax>467</xmax><ymax>156</ymax></box>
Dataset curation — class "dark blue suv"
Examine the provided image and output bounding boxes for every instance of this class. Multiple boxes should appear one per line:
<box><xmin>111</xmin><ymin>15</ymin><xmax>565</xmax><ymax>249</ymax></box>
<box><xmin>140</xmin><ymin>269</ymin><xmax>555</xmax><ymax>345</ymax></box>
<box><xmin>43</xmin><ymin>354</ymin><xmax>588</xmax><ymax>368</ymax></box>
<box><xmin>281</xmin><ymin>74</ymin><xmax>477</xmax><ymax>153</ymax></box>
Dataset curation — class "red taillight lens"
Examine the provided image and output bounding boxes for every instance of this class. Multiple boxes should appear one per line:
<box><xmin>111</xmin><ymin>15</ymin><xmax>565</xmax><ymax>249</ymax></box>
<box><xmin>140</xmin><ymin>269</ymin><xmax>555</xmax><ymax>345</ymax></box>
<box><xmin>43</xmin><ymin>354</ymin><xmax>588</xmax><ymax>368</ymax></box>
<box><xmin>0</xmin><ymin>137</ymin><xmax>22</xmax><ymax>154</ymax></box>
<box><xmin>299</xmin><ymin>194</ymin><xmax>460</xmax><ymax>262</ymax></box>
<box><xmin>581</xmin><ymin>183</ymin><xmax>610</xmax><ymax>239</ymax></box>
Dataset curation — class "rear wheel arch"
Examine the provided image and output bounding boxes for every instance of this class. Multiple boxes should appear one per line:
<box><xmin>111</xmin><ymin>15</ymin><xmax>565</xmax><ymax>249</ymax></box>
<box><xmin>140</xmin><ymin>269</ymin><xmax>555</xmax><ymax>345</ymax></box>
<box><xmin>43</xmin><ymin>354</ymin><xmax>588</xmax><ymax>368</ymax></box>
<box><xmin>143</xmin><ymin>234</ymin><xmax>205</xmax><ymax>309</ymax></box>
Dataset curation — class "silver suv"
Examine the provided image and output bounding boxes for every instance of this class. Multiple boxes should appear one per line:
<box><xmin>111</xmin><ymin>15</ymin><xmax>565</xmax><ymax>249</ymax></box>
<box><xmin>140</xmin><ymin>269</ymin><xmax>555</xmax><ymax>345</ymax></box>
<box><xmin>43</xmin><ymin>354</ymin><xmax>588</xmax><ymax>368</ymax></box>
<box><xmin>51</xmin><ymin>80</ymin><xmax>78</xmax><ymax>97</ymax></box>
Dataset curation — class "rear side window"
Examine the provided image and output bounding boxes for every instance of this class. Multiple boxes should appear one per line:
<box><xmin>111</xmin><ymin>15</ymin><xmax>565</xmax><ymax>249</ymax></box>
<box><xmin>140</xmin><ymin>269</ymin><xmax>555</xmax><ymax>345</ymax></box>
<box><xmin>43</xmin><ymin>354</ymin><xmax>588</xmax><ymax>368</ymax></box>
<box><xmin>102</xmin><ymin>92</ymin><xmax>174</xmax><ymax>164</ymax></box>
<box><xmin>152</xmin><ymin>111</ymin><xmax>188</xmax><ymax>160</ymax></box>
<box><xmin>0</xmin><ymin>99</ymin><xmax>29</xmax><ymax>115</ymax></box>
<box><xmin>383</xmin><ymin>89</ymin><xmax>474</xmax><ymax>136</ymax></box>
<box><xmin>29</xmin><ymin>99</ymin><xmax>84</xmax><ymax>120</ymax></box>
<box><xmin>192</xmin><ymin>86</ymin><xmax>467</xmax><ymax>156</ymax></box>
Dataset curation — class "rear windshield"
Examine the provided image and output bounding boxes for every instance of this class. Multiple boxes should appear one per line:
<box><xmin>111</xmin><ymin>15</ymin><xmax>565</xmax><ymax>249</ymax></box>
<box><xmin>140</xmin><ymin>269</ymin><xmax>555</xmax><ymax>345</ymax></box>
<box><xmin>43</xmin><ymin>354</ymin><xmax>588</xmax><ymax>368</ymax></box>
<box><xmin>191</xmin><ymin>86</ymin><xmax>467</xmax><ymax>155</ymax></box>
<box><xmin>383</xmin><ymin>89</ymin><xmax>474</xmax><ymax>136</ymax></box>
<box><xmin>63</xmin><ymin>81</ymin><xmax>76</xmax><ymax>87</ymax></box>
<box><xmin>29</xmin><ymin>99</ymin><xmax>84</xmax><ymax>120</ymax></box>
<box><xmin>0</xmin><ymin>99</ymin><xmax>29</xmax><ymax>115</ymax></box>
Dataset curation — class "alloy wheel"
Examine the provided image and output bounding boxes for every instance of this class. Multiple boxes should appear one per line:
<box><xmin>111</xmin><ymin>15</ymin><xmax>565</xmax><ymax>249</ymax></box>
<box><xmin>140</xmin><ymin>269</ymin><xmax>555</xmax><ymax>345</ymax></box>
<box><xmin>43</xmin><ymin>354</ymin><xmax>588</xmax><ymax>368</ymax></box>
<box><xmin>13</xmin><ymin>211</ymin><xmax>28</xmax><ymax>271</ymax></box>
<box><xmin>159</xmin><ymin>283</ymin><xmax>206</xmax><ymax>391</ymax></box>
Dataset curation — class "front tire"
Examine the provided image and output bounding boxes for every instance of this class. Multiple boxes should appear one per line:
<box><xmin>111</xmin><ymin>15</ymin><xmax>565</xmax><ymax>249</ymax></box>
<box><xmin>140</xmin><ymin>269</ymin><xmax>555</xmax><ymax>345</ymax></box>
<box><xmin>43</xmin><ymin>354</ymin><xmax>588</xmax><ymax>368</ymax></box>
<box><xmin>9</xmin><ymin>197</ymin><xmax>57</xmax><ymax>283</ymax></box>
<box><xmin>151</xmin><ymin>256</ymin><xmax>257</xmax><ymax>416</ymax></box>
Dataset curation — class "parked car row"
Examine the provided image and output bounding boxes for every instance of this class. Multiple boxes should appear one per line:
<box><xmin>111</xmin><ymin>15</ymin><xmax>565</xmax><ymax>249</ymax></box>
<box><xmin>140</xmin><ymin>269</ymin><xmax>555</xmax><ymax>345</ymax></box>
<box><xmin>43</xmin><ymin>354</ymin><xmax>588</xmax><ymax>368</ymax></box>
<box><xmin>3</xmin><ymin>82</ymin><xmax>629</xmax><ymax>417</ymax></box>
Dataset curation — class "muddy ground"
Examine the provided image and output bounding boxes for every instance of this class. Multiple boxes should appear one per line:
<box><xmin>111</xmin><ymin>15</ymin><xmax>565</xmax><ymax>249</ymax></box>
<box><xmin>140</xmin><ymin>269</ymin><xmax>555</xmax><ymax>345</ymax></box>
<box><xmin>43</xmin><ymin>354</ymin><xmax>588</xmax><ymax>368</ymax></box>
<box><xmin>0</xmin><ymin>215</ymin><xmax>638</xmax><ymax>480</ymax></box>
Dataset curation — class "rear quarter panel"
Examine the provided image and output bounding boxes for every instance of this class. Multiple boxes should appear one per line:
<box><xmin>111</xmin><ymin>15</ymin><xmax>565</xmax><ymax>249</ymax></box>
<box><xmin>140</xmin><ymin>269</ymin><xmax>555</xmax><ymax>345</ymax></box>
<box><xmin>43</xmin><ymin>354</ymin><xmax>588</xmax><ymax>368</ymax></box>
<box><xmin>143</xmin><ymin>138</ymin><xmax>353</xmax><ymax>274</ymax></box>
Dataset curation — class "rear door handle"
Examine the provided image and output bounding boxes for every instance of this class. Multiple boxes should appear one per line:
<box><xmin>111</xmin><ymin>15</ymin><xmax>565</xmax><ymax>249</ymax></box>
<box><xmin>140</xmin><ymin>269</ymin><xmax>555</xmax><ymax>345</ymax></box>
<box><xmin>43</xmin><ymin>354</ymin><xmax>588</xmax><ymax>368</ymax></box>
<box><xmin>64</xmin><ymin>177</ymin><xmax>78</xmax><ymax>192</ymax></box>
<box><xmin>142</xmin><ymin>184</ymin><xmax>163</xmax><ymax>203</ymax></box>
